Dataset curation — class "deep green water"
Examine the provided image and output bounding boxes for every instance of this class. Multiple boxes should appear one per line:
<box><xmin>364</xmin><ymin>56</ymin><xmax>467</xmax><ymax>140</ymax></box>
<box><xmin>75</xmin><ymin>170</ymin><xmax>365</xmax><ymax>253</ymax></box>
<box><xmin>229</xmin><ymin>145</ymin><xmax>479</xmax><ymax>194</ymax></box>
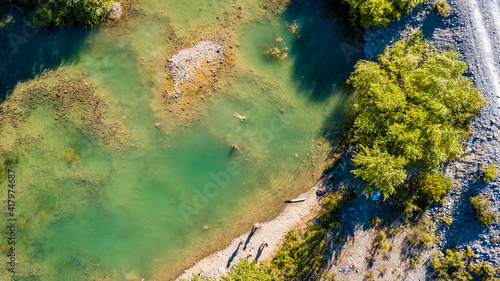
<box><xmin>0</xmin><ymin>0</ymin><xmax>360</xmax><ymax>279</ymax></box>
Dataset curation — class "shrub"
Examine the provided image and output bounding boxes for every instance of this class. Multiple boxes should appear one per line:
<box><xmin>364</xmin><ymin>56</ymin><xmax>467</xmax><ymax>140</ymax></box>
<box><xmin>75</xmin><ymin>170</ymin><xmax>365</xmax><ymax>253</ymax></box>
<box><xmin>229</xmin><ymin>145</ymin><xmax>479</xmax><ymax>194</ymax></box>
<box><xmin>436</xmin><ymin>215</ymin><xmax>453</xmax><ymax>225</ymax></box>
<box><xmin>470</xmin><ymin>194</ymin><xmax>498</xmax><ymax>226</ymax></box>
<box><xmin>188</xmin><ymin>259</ymin><xmax>283</xmax><ymax>281</ymax></box>
<box><xmin>434</xmin><ymin>0</ymin><xmax>450</xmax><ymax>17</ymax></box>
<box><xmin>349</xmin><ymin>32</ymin><xmax>486</xmax><ymax>199</ymax></box>
<box><xmin>402</xmin><ymin>199</ymin><xmax>422</xmax><ymax>220</ymax></box>
<box><xmin>188</xmin><ymin>275</ymin><xmax>214</xmax><ymax>281</ymax></box>
<box><xmin>10</xmin><ymin>0</ymin><xmax>114</xmax><ymax>27</ymax></box>
<box><xmin>342</xmin><ymin>0</ymin><xmax>426</xmax><ymax>27</ymax></box>
<box><xmin>431</xmin><ymin>248</ymin><xmax>475</xmax><ymax>280</ymax></box>
<box><xmin>335</xmin><ymin>236</ymin><xmax>346</xmax><ymax>243</ymax></box>
<box><xmin>415</xmin><ymin>173</ymin><xmax>453</xmax><ymax>204</ymax></box>
<box><xmin>370</xmin><ymin>216</ymin><xmax>382</xmax><ymax>227</ymax></box>
<box><xmin>470</xmin><ymin>261</ymin><xmax>500</xmax><ymax>280</ymax></box>
<box><xmin>407</xmin><ymin>218</ymin><xmax>438</xmax><ymax>249</ymax></box>
<box><xmin>410</xmin><ymin>256</ymin><xmax>421</xmax><ymax>268</ymax></box>
<box><xmin>319</xmin><ymin>189</ymin><xmax>355</xmax><ymax>227</ymax></box>
<box><xmin>482</xmin><ymin>164</ymin><xmax>498</xmax><ymax>182</ymax></box>
<box><xmin>431</xmin><ymin>248</ymin><xmax>500</xmax><ymax>280</ymax></box>
<box><xmin>397</xmin><ymin>172</ymin><xmax>454</xmax><ymax>221</ymax></box>
<box><xmin>319</xmin><ymin>193</ymin><xmax>344</xmax><ymax>226</ymax></box>
<box><xmin>221</xmin><ymin>259</ymin><xmax>282</xmax><ymax>281</ymax></box>
<box><xmin>373</xmin><ymin>231</ymin><xmax>390</xmax><ymax>254</ymax></box>
<box><xmin>273</xmin><ymin>226</ymin><xmax>328</xmax><ymax>279</ymax></box>
<box><xmin>387</xmin><ymin>227</ymin><xmax>399</xmax><ymax>236</ymax></box>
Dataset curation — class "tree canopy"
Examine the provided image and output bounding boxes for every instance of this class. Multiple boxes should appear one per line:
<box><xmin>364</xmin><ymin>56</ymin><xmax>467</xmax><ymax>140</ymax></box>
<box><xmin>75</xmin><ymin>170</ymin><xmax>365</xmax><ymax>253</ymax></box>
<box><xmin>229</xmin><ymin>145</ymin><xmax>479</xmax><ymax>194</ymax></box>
<box><xmin>352</xmin><ymin>144</ymin><xmax>407</xmax><ymax>199</ymax></box>
<box><xmin>342</xmin><ymin>0</ymin><xmax>426</xmax><ymax>27</ymax></box>
<box><xmin>349</xmin><ymin>32</ymin><xmax>486</xmax><ymax>198</ymax></box>
<box><xmin>9</xmin><ymin>0</ymin><xmax>113</xmax><ymax>27</ymax></box>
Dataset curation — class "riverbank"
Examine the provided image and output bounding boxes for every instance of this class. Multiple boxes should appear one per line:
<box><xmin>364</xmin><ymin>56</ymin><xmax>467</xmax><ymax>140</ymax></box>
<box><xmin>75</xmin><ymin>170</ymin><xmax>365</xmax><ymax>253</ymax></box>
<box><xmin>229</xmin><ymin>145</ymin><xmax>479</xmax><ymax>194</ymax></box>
<box><xmin>176</xmin><ymin>179</ymin><xmax>326</xmax><ymax>280</ymax></box>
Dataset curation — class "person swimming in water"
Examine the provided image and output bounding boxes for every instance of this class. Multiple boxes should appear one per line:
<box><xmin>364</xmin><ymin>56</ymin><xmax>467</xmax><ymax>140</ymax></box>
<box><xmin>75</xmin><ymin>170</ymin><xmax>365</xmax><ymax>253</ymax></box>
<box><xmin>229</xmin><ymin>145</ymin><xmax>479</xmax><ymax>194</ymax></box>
<box><xmin>232</xmin><ymin>144</ymin><xmax>240</xmax><ymax>150</ymax></box>
<box><xmin>233</xmin><ymin>112</ymin><xmax>246</xmax><ymax>121</ymax></box>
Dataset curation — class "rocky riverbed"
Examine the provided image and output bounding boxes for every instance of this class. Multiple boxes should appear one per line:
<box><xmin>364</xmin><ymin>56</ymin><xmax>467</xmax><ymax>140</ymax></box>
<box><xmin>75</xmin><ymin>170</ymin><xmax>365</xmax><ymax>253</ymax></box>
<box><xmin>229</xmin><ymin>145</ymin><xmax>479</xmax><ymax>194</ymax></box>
<box><xmin>165</xmin><ymin>40</ymin><xmax>226</xmax><ymax>99</ymax></box>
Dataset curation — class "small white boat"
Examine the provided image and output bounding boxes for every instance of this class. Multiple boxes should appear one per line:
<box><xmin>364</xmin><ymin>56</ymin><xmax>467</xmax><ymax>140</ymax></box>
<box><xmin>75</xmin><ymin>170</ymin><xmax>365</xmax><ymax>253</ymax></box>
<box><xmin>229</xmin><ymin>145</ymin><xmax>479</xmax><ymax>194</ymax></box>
<box><xmin>285</xmin><ymin>198</ymin><xmax>306</xmax><ymax>203</ymax></box>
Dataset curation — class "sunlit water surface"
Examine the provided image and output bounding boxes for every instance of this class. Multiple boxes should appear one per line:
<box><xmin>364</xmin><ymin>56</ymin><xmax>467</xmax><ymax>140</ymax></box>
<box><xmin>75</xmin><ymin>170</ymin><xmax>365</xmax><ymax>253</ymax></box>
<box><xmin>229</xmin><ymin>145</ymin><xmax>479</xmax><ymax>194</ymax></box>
<box><xmin>0</xmin><ymin>0</ymin><xmax>360</xmax><ymax>279</ymax></box>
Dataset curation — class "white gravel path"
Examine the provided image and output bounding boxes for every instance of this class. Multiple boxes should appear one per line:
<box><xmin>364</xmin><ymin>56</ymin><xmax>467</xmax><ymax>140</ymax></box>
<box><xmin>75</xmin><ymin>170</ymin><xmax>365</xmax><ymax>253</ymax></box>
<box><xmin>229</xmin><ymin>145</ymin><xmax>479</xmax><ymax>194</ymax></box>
<box><xmin>467</xmin><ymin>0</ymin><xmax>500</xmax><ymax>107</ymax></box>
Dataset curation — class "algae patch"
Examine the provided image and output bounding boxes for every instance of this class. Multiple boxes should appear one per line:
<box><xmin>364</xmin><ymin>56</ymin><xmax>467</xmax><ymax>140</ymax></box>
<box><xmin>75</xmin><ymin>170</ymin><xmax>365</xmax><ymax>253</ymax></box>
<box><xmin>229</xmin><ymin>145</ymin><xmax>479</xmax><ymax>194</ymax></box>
<box><xmin>0</xmin><ymin>67</ymin><xmax>129</xmax><ymax>150</ymax></box>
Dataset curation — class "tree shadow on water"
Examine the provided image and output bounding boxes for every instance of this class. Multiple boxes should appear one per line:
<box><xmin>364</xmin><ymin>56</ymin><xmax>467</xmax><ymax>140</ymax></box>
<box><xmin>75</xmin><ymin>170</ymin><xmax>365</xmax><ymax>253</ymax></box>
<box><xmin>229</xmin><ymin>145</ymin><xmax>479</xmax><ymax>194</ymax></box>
<box><xmin>320</xmin><ymin>85</ymin><xmax>355</xmax><ymax>159</ymax></box>
<box><xmin>283</xmin><ymin>0</ymin><xmax>363</xmax><ymax>103</ymax></box>
<box><xmin>0</xmin><ymin>5</ymin><xmax>91</xmax><ymax>101</ymax></box>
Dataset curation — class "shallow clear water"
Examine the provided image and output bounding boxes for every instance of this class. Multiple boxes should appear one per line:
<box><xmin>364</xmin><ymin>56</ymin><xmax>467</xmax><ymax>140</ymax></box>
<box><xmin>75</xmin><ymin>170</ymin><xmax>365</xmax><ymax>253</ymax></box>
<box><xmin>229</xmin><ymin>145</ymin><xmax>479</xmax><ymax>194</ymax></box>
<box><xmin>0</xmin><ymin>0</ymin><xmax>359</xmax><ymax>279</ymax></box>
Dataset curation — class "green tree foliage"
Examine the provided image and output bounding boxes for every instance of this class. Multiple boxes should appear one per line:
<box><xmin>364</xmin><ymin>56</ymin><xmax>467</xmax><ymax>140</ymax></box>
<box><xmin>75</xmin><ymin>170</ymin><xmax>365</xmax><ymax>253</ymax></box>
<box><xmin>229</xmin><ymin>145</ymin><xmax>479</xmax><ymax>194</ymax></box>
<box><xmin>273</xmin><ymin>226</ymin><xmax>328</xmax><ymax>280</ymax></box>
<box><xmin>373</xmin><ymin>231</ymin><xmax>390</xmax><ymax>254</ymax></box>
<box><xmin>352</xmin><ymin>145</ymin><xmax>407</xmax><ymax>199</ymax></box>
<box><xmin>187</xmin><ymin>259</ymin><xmax>282</xmax><ymax>281</ymax></box>
<box><xmin>349</xmin><ymin>32</ymin><xmax>486</xmax><ymax>199</ymax></box>
<box><xmin>9</xmin><ymin>0</ymin><xmax>113</xmax><ymax>27</ymax></box>
<box><xmin>222</xmin><ymin>259</ymin><xmax>282</xmax><ymax>281</ymax></box>
<box><xmin>431</xmin><ymin>248</ymin><xmax>500</xmax><ymax>280</ymax></box>
<box><xmin>432</xmin><ymin>248</ymin><xmax>476</xmax><ymax>280</ymax></box>
<box><xmin>342</xmin><ymin>0</ymin><xmax>426</xmax><ymax>27</ymax></box>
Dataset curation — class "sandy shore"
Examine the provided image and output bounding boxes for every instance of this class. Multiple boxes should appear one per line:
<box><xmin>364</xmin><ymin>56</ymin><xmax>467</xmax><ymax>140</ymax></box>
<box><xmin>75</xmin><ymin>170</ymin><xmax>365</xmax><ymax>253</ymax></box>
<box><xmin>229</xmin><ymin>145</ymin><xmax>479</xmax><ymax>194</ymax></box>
<box><xmin>175</xmin><ymin>181</ymin><xmax>326</xmax><ymax>280</ymax></box>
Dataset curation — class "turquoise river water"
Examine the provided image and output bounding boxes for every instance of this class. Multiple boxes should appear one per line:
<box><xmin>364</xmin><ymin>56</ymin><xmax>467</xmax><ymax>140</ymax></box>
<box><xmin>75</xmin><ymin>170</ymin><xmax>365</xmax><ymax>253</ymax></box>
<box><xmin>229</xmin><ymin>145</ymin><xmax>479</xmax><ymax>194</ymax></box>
<box><xmin>0</xmin><ymin>0</ymin><xmax>361</xmax><ymax>279</ymax></box>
